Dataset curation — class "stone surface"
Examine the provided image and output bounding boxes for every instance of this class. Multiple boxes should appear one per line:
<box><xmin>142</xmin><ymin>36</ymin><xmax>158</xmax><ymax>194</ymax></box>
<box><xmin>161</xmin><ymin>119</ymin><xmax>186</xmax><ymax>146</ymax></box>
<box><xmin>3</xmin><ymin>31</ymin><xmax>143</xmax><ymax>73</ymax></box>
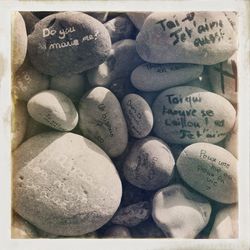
<box><xmin>225</xmin><ymin>119</ymin><xmax>238</xmax><ymax>158</ymax></box>
<box><xmin>111</xmin><ymin>201</ymin><xmax>150</xmax><ymax>227</ymax></box>
<box><xmin>86</xmin><ymin>12</ymin><xmax>109</xmax><ymax>23</ymax></box>
<box><xmin>209</xmin><ymin>204</ymin><xmax>238</xmax><ymax>238</ymax></box>
<box><xmin>130</xmin><ymin>218</ymin><xmax>165</xmax><ymax>238</ymax></box>
<box><xmin>131</xmin><ymin>63</ymin><xmax>203</xmax><ymax>91</ymax></box>
<box><xmin>136</xmin><ymin>12</ymin><xmax>237</xmax><ymax>65</ymax></box>
<box><xmin>13</xmin><ymin>60</ymin><xmax>49</xmax><ymax>101</ymax></box>
<box><xmin>224</xmin><ymin>12</ymin><xmax>238</xmax><ymax>32</ymax></box>
<box><xmin>208</xmin><ymin>53</ymin><xmax>237</xmax><ymax>104</ymax></box>
<box><xmin>12</xmin><ymin>101</ymin><xmax>28</xmax><ymax>151</ymax></box>
<box><xmin>152</xmin><ymin>86</ymin><xmax>236</xmax><ymax>144</ymax></box>
<box><xmin>28</xmin><ymin>12</ymin><xmax>111</xmax><ymax>76</ymax></box>
<box><xmin>122</xmin><ymin>94</ymin><xmax>153</xmax><ymax>138</ymax></box>
<box><xmin>79</xmin><ymin>87</ymin><xmax>128</xmax><ymax>157</ymax></box>
<box><xmin>27</xmin><ymin>90</ymin><xmax>78</xmax><ymax>131</ymax></box>
<box><xmin>13</xmin><ymin>132</ymin><xmax>122</xmax><ymax>236</ymax></box>
<box><xmin>152</xmin><ymin>184</ymin><xmax>211</xmax><ymax>238</ymax></box>
<box><xmin>123</xmin><ymin>136</ymin><xmax>175</xmax><ymax>190</ymax></box>
<box><xmin>12</xmin><ymin>12</ymin><xmax>27</xmax><ymax>72</ymax></box>
<box><xmin>104</xmin><ymin>16</ymin><xmax>136</xmax><ymax>43</ymax></box>
<box><xmin>176</xmin><ymin>142</ymin><xmax>238</xmax><ymax>203</ymax></box>
<box><xmin>50</xmin><ymin>73</ymin><xmax>87</xmax><ymax>103</ymax></box>
<box><xmin>20</xmin><ymin>12</ymin><xmax>40</xmax><ymax>34</ymax></box>
<box><xmin>87</xmin><ymin>39</ymin><xmax>143</xmax><ymax>87</ymax></box>
<box><xmin>126</xmin><ymin>12</ymin><xmax>152</xmax><ymax>30</ymax></box>
<box><xmin>12</xmin><ymin>212</ymin><xmax>38</xmax><ymax>238</ymax></box>
<box><xmin>103</xmin><ymin>225</ymin><xmax>131</xmax><ymax>238</ymax></box>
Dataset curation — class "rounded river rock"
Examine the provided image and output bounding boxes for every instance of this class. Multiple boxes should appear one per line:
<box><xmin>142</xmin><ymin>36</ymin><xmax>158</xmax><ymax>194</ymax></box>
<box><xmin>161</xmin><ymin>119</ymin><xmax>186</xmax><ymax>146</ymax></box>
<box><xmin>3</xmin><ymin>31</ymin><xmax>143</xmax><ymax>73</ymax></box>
<box><xmin>28</xmin><ymin>12</ymin><xmax>111</xmax><ymax>75</ymax></box>
<box><xmin>176</xmin><ymin>142</ymin><xmax>237</xmax><ymax>203</ymax></box>
<box><xmin>79</xmin><ymin>87</ymin><xmax>128</xmax><ymax>157</ymax></box>
<box><xmin>152</xmin><ymin>86</ymin><xmax>236</xmax><ymax>144</ymax></box>
<box><xmin>123</xmin><ymin>136</ymin><xmax>175</xmax><ymax>190</ymax></box>
<box><xmin>13</xmin><ymin>132</ymin><xmax>122</xmax><ymax>236</ymax></box>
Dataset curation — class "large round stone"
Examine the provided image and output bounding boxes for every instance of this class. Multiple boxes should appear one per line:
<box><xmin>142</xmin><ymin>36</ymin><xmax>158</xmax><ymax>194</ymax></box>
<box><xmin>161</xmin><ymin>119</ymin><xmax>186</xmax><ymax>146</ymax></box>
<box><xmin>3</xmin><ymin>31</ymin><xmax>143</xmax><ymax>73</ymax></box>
<box><xmin>28</xmin><ymin>12</ymin><xmax>111</xmax><ymax>76</ymax></box>
<box><xmin>13</xmin><ymin>132</ymin><xmax>122</xmax><ymax>236</ymax></box>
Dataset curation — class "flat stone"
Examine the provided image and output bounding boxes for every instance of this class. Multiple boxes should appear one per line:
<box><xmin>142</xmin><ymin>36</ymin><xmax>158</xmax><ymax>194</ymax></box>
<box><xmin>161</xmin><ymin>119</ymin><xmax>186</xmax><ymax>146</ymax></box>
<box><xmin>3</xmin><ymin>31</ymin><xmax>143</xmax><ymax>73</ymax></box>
<box><xmin>176</xmin><ymin>142</ymin><xmax>238</xmax><ymax>203</ymax></box>
<box><xmin>136</xmin><ymin>12</ymin><xmax>237</xmax><ymax>65</ymax></box>
<box><xmin>27</xmin><ymin>90</ymin><xmax>78</xmax><ymax>131</ymax></box>
<box><xmin>13</xmin><ymin>132</ymin><xmax>122</xmax><ymax>236</ymax></box>
<box><xmin>28</xmin><ymin>12</ymin><xmax>111</xmax><ymax>76</ymax></box>
<box><xmin>152</xmin><ymin>86</ymin><xmax>236</xmax><ymax>144</ymax></box>
<box><xmin>111</xmin><ymin>201</ymin><xmax>150</xmax><ymax>227</ymax></box>
<box><xmin>79</xmin><ymin>87</ymin><xmax>128</xmax><ymax>157</ymax></box>
<box><xmin>152</xmin><ymin>184</ymin><xmax>211</xmax><ymax>238</ymax></box>
<box><xmin>122</xmin><ymin>93</ymin><xmax>153</xmax><ymax>138</ymax></box>
<box><xmin>123</xmin><ymin>136</ymin><xmax>175</xmax><ymax>190</ymax></box>
<box><xmin>131</xmin><ymin>63</ymin><xmax>203</xmax><ymax>91</ymax></box>
<box><xmin>87</xmin><ymin>39</ymin><xmax>143</xmax><ymax>87</ymax></box>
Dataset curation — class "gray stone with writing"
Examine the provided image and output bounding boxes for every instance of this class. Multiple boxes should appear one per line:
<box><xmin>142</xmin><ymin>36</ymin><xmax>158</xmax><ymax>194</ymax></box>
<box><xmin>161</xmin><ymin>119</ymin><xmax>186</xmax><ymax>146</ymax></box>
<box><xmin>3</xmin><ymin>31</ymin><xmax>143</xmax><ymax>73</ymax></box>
<box><xmin>87</xmin><ymin>39</ymin><xmax>144</xmax><ymax>87</ymax></box>
<box><xmin>152</xmin><ymin>86</ymin><xmax>236</xmax><ymax>144</ymax></box>
<box><xmin>111</xmin><ymin>201</ymin><xmax>150</xmax><ymax>227</ymax></box>
<box><xmin>122</xmin><ymin>94</ymin><xmax>153</xmax><ymax>138</ymax></box>
<box><xmin>13</xmin><ymin>60</ymin><xmax>49</xmax><ymax>101</ymax></box>
<box><xmin>12</xmin><ymin>12</ymin><xmax>27</xmax><ymax>73</ymax></box>
<box><xmin>209</xmin><ymin>204</ymin><xmax>238</xmax><ymax>238</ymax></box>
<box><xmin>208</xmin><ymin>53</ymin><xmax>237</xmax><ymax>104</ymax></box>
<box><xmin>27</xmin><ymin>90</ymin><xmax>78</xmax><ymax>131</ymax></box>
<box><xmin>28</xmin><ymin>12</ymin><xmax>111</xmax><ymax>76</ymax></box>
<box><xmin>79</xmin><ymin>87</ymin><xmax>128</xmax><ymax>157</ymax></box>
<box><xmin>152</xmin><ymin>184</ymin><xmax>211</xmax><ymax>238</ymax></box>
<box><xmin>136</xmin><ymin>12</ymin><xmax>237</xmax><ymax>65</ymax></box>
<box><xmin>123</xmin><ymin>136</ymin><xmax>175</xmax><ymax>190</ymax></box>
<box><xmin>176</xmin><ymin>142</ymin><xmax>238</xmax><ymax>203</ymax></box>
<box><xmin>13</xmin><ymin>132</ymin><xmax>122</xmax><ymax>236</ymax></box>
<box><xmin>131</xmin><ymin>63</ymin><xmax>203</xmax><ymax>91</ymax></box>
<box><xmin>104</xmin><ymin>16</ymin><xmax>136</xmax><ymax>43</ymax></box>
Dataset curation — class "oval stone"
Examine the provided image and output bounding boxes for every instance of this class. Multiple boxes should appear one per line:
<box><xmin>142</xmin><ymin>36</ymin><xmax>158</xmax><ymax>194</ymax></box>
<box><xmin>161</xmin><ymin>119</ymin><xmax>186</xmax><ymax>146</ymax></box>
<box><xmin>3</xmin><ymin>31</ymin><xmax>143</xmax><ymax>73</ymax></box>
<box><xmin>27</xmin><ymin>90</ymin><xmax>78</xmax><ymax>131</ymax></box>
<box><xmin>104</xmin><ymin>16</ymin><xmax>136</xmax><ymax>43</ymax></box>
<box><xmin>12</xmin><ymin>12</ymin><xmax>27</xmax><ymax>72</ymax></box>
<box><xmin>152</xmin><ymin>86</ymin><xmax>236</xmax><ymax>144</ymax></box>
<box><xmin>87</xmin><ymin>39</ymin><xmax>143</xmax><ymax>87</ymax></box>
<box><xmin>79</xmin><ymin>87</ymin><xmax>128</xmax><ymax>157</ymax></box>
<box><xmin>152</xmin><ymin>184</ymin><xmax>211</xmax><ymax>238</ymax></box>
<box><xmin>13</xmin><ymin>61</ymin><xmax>49</xmax><ymax>101</ymax></box>
<box><xmin>209</xmin><ymin>204</ymin><xmax>238</xmax><ymax>238</ymax></box>
<box><xmin>136</xmin><ymin>12</ymin><xmax>237</xmax><ymax>65</ymax></box>
<box><xmin>208</xmin><ymin>53</ymin><xmax>237</xmax><ymax>104</ymax></box>
<box><xmin>50</xmin><ymin>73</ymin><xmax>87</xmax><ymax>103</ymax></box>
<box><xmin>13</xmin><ymin>132</ymin><xmax>122</xmax><ymax>236</ymax></box>
<box><xmin>123</xmin><ymin>136</ymin><xmax>175</xmax><ymax>190</ymax></box>
<box><xmin>131</xmin><ymin>63</ymin><xmax>203</xmax><ymax>91</ymax></box>
<box><xmin>122</xmin><ymin>94</ymin><xmax>153</xmax><ymax>138</ymax></box>
<box><xmin>176</xmin><ymin>143</ymin><xmax>238</xmax><ymax>203</ymax></box>
<box><xmin>28</xmin><ymin>12</ymin><xmax>111</xmax><ymax>76</ymax></box>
